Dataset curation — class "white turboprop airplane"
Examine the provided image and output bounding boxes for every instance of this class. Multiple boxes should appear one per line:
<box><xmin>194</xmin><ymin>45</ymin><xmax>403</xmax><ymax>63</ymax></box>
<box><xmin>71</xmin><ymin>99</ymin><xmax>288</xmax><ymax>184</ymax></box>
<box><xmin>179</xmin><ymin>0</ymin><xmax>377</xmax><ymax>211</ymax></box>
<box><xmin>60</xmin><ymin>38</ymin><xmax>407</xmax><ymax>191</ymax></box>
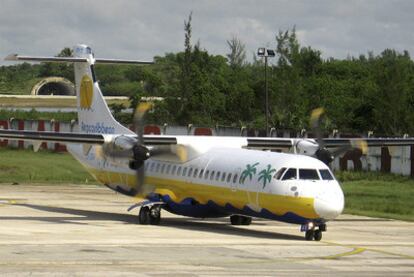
<box><xmin>2</xmin><ymin>45</ymin><xmax>414</xmax><ymax>241</ymax></box>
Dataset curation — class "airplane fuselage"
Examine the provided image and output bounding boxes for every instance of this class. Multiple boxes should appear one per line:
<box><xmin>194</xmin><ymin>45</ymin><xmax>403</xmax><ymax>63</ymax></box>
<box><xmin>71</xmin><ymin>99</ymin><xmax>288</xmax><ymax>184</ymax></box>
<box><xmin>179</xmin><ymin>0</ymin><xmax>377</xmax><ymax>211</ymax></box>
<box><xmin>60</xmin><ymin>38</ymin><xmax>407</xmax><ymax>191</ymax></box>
<box><xmin>68</xmin><ymin>143</ymin><xmax>344</xmax><ymax>226</ymax></box>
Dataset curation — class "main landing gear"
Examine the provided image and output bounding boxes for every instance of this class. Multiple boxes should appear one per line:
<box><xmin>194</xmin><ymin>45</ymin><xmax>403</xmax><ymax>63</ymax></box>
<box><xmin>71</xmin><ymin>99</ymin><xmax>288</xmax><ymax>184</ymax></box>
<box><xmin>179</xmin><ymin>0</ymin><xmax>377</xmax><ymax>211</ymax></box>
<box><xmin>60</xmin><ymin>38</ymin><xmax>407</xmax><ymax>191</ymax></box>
<box><xmin>138</xmin><ymin>205</ymin><xmax>161</xmax><ymax>225</ymax></box>
<box><xmin>302</xmin><ymin>222</ymin><xmax>326</xmax><ymax>241</ymax></box>
<box><xmin>230</xmin><ymin>215</ymin><xmax>252</xmax><ymax>225</ymax></box>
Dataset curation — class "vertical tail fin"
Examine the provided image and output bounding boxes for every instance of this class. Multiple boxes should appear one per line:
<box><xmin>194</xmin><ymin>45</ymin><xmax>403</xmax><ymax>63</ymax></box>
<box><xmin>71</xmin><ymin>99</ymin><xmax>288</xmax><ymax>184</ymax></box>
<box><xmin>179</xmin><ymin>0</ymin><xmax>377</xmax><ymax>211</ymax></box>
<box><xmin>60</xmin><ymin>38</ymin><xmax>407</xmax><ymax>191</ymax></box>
<box><xmin>73</xmin><ymin>44</ymin><xmax>134</xmax><ymax>135</ymax></box>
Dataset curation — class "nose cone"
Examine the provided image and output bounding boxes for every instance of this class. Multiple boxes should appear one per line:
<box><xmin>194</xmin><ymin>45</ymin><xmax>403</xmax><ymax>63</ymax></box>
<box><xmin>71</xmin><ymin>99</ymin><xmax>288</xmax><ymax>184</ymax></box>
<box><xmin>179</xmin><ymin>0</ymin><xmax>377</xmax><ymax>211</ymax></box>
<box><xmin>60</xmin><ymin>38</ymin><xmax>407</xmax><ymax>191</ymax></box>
<box><xmin>314</xmin><ymin>185</ymin><xmax>344</xmax><ymax>220</ymax></box>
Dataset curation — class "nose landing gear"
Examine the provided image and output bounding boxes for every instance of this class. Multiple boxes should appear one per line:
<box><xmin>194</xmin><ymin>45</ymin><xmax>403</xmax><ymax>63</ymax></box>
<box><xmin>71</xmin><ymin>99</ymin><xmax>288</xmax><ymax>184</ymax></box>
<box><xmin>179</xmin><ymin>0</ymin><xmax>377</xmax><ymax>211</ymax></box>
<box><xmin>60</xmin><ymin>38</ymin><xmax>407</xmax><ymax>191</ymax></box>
<box><xmin>138</xmin><ymin>205</ymin><xmax>162</xmax><ymax>225</ymax></box>
<box><xmin>302</xmin><ymin>222</ymin><xmax>326</xmax><ymax>241</ymax></box>
<box><xmin>230</xmin><ymin>215</ymin><xmax>252</xmax><ymax>225</ymax></box>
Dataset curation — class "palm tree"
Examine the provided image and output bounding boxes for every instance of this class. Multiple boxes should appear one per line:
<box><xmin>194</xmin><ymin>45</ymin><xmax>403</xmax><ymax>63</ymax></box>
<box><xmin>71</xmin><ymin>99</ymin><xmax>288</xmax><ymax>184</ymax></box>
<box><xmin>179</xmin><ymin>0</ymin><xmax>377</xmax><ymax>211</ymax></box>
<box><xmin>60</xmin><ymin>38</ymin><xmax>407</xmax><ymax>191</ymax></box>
<box><xmin>240</xmin><ymin>162</ymin><xmax>259</xmax><ymax>184</ymax></box>
<box><xmin>258</xmin><ymin>164</ymin><xmax>276</xmax><ymax>188</ymax></box>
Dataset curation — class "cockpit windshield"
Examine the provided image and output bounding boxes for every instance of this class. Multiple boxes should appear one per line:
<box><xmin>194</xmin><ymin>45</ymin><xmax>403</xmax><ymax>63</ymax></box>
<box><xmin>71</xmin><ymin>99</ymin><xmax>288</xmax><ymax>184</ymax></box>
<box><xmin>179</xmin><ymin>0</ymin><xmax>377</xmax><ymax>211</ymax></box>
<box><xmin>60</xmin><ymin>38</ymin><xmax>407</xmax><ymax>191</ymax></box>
<box><xmin>299</xmin><ymin>169</ymin><xmax>320</xmax><ymax>180</ymax></box>
<box><xmin>280</xmin><ymin>168</ymin><xmax>332</xmax><ymax>181</ymax></box>
<box><xmin>274</xmin><ymin>167</ymin><xmax>286</xmax><ymax>180</ymax></box>
<box><xmin>282</xmin><ymin>168</ymin><xmax>297</xmax><ymax>180</ymax></box>
<box><xmin>319</xmin><ymin>169</ymin><xmax>334</xmax><ymax>180</ymax></box>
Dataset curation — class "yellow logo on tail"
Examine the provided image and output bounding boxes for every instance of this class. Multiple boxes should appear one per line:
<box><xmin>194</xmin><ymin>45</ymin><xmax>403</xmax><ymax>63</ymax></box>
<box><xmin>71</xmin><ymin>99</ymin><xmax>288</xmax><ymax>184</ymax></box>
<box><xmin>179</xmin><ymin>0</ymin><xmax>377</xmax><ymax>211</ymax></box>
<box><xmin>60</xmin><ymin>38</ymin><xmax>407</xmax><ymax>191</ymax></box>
<box><xmin>80</xmin><ymin>75</ymin><xmax>93</xmax><ymax>109</ymax></box>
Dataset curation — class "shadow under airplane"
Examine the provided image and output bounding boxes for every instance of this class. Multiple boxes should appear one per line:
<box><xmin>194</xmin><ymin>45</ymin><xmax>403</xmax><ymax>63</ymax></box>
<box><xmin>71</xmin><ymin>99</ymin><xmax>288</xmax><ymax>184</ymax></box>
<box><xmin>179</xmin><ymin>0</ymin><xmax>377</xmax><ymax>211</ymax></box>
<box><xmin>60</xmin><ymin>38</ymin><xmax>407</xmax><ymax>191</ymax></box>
<box><xmin>1</xmin><ymin>203</ymin><xmax>303</xmax><ymax>241</ymax></box>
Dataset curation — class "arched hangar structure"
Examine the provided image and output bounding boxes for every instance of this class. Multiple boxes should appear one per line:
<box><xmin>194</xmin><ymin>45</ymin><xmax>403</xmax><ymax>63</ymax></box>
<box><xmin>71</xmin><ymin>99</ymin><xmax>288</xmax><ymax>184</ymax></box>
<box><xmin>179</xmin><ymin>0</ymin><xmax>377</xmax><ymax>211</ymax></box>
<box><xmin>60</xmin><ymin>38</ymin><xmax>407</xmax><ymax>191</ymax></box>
<box><xmin>31</xmin><ymin>77</ymin><xmax>75</xmax><ymax>96</ymax></box>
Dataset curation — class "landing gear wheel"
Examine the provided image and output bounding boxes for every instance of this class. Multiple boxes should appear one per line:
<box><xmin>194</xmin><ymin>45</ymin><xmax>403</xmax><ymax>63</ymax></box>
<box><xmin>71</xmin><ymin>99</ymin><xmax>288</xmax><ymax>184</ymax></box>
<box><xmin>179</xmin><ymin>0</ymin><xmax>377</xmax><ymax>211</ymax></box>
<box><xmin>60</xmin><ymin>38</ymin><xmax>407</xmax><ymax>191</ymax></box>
<box><xmin>230</xmin><ymin>215</ymin><xmax>252</xmax><ymax>225</ymax></box>
<box><xmin>305</xmin><ymin>230</ymin><xmax>314</xmax><ymax>241</ymax></box>
<box><xmin>149</xmin><ymin>206</ymin><xmax>161</xmax><ymax>225</ymax></box>
<box><xmin>138</xmin><ymin>206</ymin><xmax>150</xmax><ymax>225</ymax></box>
<box><xmin>230</xmin><ymin>215</ymin><xmax>242</xmax><ymax>225</ymax></box>
<box><xmin>241</xmin><ymin>216</ymin><xmax>252</xmax><ymax>225</ymax></box>
<box><xmin>314</xmin><ymin>229</ymin><xmax>322</xmax><ymax>241</ymax></box>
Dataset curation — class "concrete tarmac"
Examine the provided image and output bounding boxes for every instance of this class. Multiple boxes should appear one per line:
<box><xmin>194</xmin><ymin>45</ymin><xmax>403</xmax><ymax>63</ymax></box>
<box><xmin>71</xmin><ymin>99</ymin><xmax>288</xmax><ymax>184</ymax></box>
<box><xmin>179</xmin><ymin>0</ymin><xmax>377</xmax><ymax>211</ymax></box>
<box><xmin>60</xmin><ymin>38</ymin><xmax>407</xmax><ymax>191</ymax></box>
<box><xmin>0</xmin><ymin>184</ymin><xmax>413</xmax><ymax>276</ymax></box>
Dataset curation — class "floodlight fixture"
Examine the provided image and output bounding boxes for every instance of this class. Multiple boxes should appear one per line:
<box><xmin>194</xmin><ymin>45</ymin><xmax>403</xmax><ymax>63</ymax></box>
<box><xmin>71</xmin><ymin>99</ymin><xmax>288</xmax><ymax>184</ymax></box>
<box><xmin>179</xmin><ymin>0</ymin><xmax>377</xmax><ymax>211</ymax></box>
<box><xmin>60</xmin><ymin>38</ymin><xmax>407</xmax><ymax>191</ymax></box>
<box><xmin>266</xmin><ymin>49</ymin><xmax>275</xmax><ymax>57</ymax></box>
<box><xmin>257</xmin><ymin>47</ymin><xmax>266</xmax><ymax>56</ymax></box>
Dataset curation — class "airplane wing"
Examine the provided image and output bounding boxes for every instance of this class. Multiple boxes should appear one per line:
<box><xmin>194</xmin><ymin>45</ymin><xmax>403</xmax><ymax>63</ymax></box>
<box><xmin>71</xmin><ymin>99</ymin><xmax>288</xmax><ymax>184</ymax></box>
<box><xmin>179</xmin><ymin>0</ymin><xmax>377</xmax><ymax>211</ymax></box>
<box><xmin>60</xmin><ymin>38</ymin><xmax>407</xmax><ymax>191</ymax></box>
<box><xmin>245</xmin><ymin>137</ymin><xmax>414</xmax><ymax>149</ymax></box>
<box><xmin>323</xmin><ymin>137</ymin><xmax>414</xmax><ymax>147</ymax></box>
<box><xmin>0</xmin><ymin>129</ymin><xmax>176</xmax><ymax>146</ymax></box>
<box><xmin>245</xmin><ymin>138</ymin><xmax>294</xmax><ymax>150</ymax></box>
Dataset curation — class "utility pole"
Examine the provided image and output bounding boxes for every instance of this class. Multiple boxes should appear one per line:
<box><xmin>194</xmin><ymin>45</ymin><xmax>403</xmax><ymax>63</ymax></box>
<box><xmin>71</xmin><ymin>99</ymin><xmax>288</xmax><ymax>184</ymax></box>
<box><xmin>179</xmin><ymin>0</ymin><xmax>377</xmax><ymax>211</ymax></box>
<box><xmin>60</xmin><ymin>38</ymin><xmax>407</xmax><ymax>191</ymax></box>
<box><xmin>257</xmin><ymin>48</ymin><xmax>275</xmax><ymax>136</ymax></box>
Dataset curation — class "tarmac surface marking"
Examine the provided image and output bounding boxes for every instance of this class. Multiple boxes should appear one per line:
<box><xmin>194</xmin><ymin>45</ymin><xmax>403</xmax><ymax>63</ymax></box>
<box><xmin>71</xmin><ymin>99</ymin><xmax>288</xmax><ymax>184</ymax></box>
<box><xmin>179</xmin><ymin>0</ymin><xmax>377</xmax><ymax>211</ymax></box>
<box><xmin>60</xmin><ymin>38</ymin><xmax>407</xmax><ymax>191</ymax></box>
<box><xmin>0</xmin><ymin>184</ymin><xmax>413</xmax><ymax>276</ymax></box>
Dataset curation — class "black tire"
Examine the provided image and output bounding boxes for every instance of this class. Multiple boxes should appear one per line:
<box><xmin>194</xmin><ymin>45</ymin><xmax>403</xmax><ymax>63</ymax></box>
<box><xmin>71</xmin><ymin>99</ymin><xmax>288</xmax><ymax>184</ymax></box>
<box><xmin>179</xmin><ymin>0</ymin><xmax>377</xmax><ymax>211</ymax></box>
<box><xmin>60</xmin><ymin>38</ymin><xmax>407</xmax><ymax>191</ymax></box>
<box><xmin>241</xmin><ymin>216</ymin><xmax>252</xmax><ymax>225</ymax></box>
<box><xmin>149</xmin><ymin>206</ymin><xmax>161</xmax><ymax>225</ymax></box>
<box><xmin>230</xmin><ymin>215</ymin><xmax>242</xmax><ymax>225</ymax></box>
<box><xmin>138</xmin><ymin>207</ymin><xmax>150</xmax><ymax>225</ymax></box>
<box><xmin>305</xmin><ymin>230</ymin><xmax>314</xmax><ymax>241</ymax></box>
<box><xmin>314</xmin><ymin>230</ymin><xmax>322</xmax><ymax>241</ymax></box>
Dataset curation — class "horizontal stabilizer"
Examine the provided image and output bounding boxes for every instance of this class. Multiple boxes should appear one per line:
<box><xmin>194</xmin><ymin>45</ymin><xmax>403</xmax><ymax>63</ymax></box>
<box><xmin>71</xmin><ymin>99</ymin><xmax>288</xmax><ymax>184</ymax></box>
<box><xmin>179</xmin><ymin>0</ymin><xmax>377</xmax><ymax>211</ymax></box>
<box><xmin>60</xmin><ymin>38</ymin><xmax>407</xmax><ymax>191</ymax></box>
<box><xmin>4</xmin><ymin>54</ymin><xmax>153</xmax><ymax>65</ymax></box>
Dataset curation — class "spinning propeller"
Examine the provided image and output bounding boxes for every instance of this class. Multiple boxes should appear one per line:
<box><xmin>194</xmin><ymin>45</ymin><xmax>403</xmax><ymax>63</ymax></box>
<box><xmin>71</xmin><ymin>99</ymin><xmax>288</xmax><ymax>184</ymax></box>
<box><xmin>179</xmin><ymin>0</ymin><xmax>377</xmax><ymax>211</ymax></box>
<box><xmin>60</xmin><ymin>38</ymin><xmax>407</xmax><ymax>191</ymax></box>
<box><xmin>129</xmin><ymin>102</ymin><xmax>153</xmax><ymax>195</ymax></box>
<box><xmin>309</xmin><ymin>108</ymin><xmax>368</xmax><ymax>165</ymax></box>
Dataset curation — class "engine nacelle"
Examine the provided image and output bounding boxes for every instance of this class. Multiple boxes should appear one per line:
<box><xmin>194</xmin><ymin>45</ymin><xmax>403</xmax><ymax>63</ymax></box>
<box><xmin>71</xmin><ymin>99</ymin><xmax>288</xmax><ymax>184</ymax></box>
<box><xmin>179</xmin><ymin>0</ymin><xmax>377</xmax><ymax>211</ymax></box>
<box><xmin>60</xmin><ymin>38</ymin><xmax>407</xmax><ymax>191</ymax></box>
<box><xmin>295</xmin><ymin>139</ymin><xmax>319</xmax><ymax>156</ymax></box>
<box><xmin>101</xmin><ymin>135</ymin><xmax>138</xmax><ymax>161</ymax></box>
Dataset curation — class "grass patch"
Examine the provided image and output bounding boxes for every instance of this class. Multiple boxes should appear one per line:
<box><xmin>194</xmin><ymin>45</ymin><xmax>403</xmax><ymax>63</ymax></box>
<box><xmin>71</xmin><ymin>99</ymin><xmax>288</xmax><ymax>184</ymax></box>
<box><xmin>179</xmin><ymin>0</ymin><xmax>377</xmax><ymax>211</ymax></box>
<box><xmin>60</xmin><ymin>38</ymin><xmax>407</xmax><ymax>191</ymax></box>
<box><xmin>0</xmin><ymin>148</ymin><xmax>96</xmax><ymax>184</ymax></box>
<box><xmin>337</xmin><ymin>171</ymin><xmax>414</xmax><ymax>221</ymax></box>
<box><xmin>0</xmin><ymin>95</ymin><xmax>130</xmax><ymax>108</ymax></box>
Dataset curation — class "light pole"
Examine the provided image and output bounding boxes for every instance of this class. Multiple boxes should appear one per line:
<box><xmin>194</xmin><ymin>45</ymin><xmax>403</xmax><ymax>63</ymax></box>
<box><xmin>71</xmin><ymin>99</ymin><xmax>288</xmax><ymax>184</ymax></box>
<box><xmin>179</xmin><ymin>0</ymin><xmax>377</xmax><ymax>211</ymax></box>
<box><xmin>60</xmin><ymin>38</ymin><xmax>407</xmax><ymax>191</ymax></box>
<box><xmin>257</xmin><ymin>47</ymin><xmax>275</xmax><ymax>136</ymax></box>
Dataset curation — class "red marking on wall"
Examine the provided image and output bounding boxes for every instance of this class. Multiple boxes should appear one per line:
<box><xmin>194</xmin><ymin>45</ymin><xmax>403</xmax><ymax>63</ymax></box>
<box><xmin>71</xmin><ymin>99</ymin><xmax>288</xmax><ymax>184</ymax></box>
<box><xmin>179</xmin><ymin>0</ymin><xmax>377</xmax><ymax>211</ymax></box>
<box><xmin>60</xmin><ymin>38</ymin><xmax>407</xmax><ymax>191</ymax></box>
<box><xmin>411</xmin><ymin>146</ymin><xmax>414</xmax><ymax>177</ymax></box>
<box><xmin>144</xmin><ymin>125</ymin><xmax>161</xmax><ymax>135</ymax></box>
<box><xmin>194</xmin><ymin>127</ymin><xmax>212</xmax><ymax>136</ymax></box>
<box><xmin>0</xmin><ymin>120</ymin><xmax>8</xmax><ymax>147</ymax></box>
<box><xmin>53</xmin><ymin>122</ymin><xmax>67</xmax><ymax>152</ymax></box>
<box><xmin>339</xmin><ymin>149</ymin><xmax>362</xmax><ymax>171</ymax></box>
<box><xmin>37</xmin><ymin>120</ymin><xmax>48</xmax><ymax>149</ymax></box>
<box><xmin>18</xmin><ymin>120</ymin><xmax>24</xmax><ymax>148</ymax></box>
<box><xmin>381</xmin><ymin>147</ymin><xmax>391</xmax><ymax>173</ymax></box>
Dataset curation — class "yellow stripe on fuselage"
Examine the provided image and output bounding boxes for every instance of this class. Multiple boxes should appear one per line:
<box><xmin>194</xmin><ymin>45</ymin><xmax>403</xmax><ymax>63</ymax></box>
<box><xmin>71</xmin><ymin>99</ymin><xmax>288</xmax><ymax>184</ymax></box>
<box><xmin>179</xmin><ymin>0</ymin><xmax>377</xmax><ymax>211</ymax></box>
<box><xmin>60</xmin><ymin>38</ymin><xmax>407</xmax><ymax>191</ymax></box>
<box><xmin>87</xmin><ymin>167</ymin><xmax>318</xmax><ymax>219</ymax></box>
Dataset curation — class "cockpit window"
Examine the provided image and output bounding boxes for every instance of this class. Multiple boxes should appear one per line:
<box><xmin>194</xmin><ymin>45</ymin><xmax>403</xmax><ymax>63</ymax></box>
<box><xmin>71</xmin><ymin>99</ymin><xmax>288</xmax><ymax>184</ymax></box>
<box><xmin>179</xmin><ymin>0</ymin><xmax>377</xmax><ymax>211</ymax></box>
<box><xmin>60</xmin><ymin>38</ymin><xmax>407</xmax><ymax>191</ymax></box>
<box><xmin>282</xmin><ymin>168</ymin><xmax>297</xmax><ymax>180</ymax></box>
<box><xmin>319</xmin><ymin>169</ymin><xmax>334</xmax><ymax>180</ymax></box>
<box><xmin>299</xmin><ymin>169</ymin><xmax>320</xmax><ymax>180</ymax></box>
<box><xmin>274</xmin><ymin>167</ymin><xmax>286</xmax><ymax>180</ymax></box>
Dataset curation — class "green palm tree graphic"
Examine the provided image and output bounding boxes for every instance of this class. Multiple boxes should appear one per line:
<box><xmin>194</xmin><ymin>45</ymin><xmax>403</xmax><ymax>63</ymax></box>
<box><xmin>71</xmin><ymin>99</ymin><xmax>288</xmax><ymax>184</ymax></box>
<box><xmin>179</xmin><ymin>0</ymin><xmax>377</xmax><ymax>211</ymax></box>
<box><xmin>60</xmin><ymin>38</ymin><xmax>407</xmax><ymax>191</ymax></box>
<box><xmin>240</xmin><ymin>162</ymin><xmax>259</xmax><ymax>184</ymax></box>
<box><xmin>258</xmin><ymin>164</ymin><xmax>276</xmax><ymax>188</ymax></box>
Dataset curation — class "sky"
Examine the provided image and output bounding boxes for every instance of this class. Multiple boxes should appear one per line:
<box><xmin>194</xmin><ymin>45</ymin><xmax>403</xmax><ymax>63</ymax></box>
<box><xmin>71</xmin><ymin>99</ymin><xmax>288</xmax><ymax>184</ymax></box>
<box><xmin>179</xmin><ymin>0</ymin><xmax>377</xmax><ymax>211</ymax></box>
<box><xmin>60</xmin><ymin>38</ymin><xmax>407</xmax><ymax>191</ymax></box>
<box><xmin>1</xmin><ymin>0</ymin><xmax>414</xmax><ymax>65</ymax></box>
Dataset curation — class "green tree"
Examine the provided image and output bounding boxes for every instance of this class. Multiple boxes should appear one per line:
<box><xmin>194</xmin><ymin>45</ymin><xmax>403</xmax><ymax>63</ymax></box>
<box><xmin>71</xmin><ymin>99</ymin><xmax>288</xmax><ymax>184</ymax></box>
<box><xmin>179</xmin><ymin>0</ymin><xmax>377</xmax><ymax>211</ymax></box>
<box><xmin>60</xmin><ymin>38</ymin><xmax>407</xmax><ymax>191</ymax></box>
<box><xmin>226</xmin><ymin>36</ymin><xmax>247</xmax><ymax>68</ymax></box>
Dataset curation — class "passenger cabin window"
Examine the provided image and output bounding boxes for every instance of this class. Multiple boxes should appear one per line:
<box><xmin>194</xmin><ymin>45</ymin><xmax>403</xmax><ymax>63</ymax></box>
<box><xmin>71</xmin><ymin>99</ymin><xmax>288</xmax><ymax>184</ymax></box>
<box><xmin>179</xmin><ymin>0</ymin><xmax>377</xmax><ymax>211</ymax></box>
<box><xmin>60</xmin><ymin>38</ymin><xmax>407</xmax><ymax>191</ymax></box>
<box><xmin>274</xmin><ymin>167</ymin><xmax>286</xmax><ymax>180</ymax></box>
<box><xmin>210</xmin><ymin>171</ymin><xmax>215</xmax><ymax>180</ymax></box>
<box><xmin>221</xmin><ymin>173</ymin><xmax>226</xmax><ymax>182</ymax></box>
<box><xmin>282</xmin><ymin>168</ymin><xmax>297</xmax><ymax>180</ymax></box>
<box><xmin>299</xmin><ymin>169</ymin><xmax>320</xmax><ymax>180</ymax></box>
<box><xmin>205</xmin><ymin>170</ymin><xmax>209</xmax><ymax>179</ymax></box>
<box><xmin>150</xmin><ymin>162</ymin><xmax>155</xmax><ymax>172</ymax></box>
<box><xmin>166</xmin><ymin>164</ymin><xmax>171</xmax><ymax>174</ymax></box>
<box><xmin>182</xmin><ymin>167</ymin><xmax>187</xmax><ymax>176</ymax></box>
<box><xmin>188</xmin><ymin>168</ymin><xmax>193</xmax><ymax>177</ymax></box>
<box><xmin>177</xmin><ymin>166</ymin><xmax>182</xmax><ymax>176</ymax></box>
<box><xmin>161</xmin><ymin>164</ymin><xmax>165</xmax><ymax>173</ymax></box>
<box><xmin>156</xmin><ymin>163</ymin><xmax>161</xmax><ymax>172</ymax></box>
<box><xmin>319</xmin><ymin>169</ymin><xmax>334</xmax><ymax>180</ymax></box>
<box><xmin>233</xmin><ymin>174</ymin><xmax>238</xmax><ymax>183</ymax></box>
<box><xmin>193</xmin><ymin>168</ymin><xmax>199</xmax><ymax>178</ymax></box>
<box><xmin>216</xmin><ymin>171</ymin><xmax>221</xmax><ymax>181</ymax></box>
<box><xmin>199</xmin><ymin>169</ymin><xmax>204</xmax><ymax>178</ymax></box>
<box><xmin>172</xmin><ymin>165</ymin><xmax>177</xmax><ymax>175</ymax></box>
<box><xmin>227</xmin><ymin>173</ymin><xmax>232</xmax><ymax>183</ymax></box>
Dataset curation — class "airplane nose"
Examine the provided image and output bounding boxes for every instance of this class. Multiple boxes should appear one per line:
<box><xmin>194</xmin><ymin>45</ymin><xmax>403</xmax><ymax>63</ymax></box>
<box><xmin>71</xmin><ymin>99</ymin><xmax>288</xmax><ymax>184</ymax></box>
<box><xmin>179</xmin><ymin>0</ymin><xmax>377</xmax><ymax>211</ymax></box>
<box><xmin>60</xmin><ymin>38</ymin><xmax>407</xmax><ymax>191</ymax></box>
<box><xmin>314</xmin><ymin>187</ymin><xmax>344</xmax><ymax>220</ymax></box>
